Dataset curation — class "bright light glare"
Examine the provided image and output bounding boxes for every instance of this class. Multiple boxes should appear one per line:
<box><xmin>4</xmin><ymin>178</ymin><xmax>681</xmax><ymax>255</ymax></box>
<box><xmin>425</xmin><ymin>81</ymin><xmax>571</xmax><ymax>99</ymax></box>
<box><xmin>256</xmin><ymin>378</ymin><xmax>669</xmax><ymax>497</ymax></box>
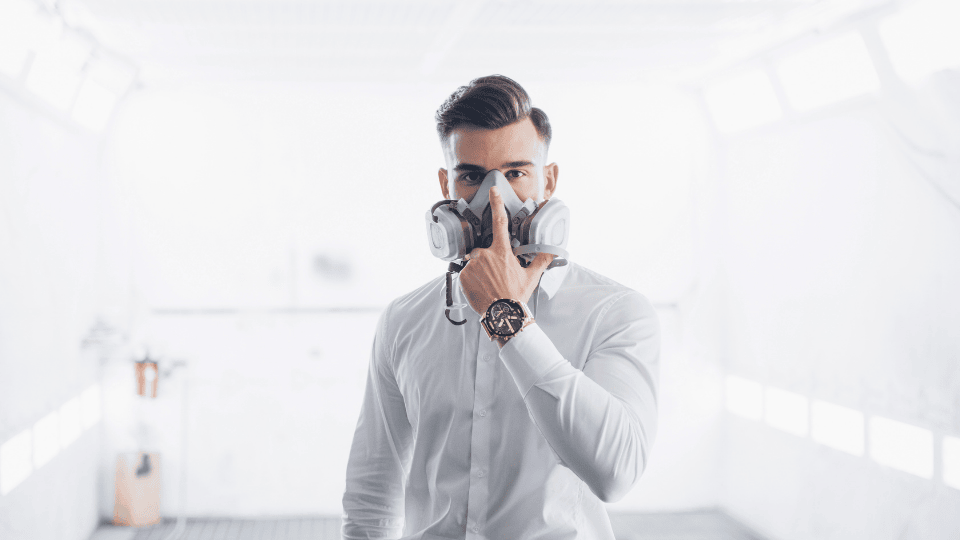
<box><xmin>32</xmin><ymin>411</ymin><xmax>60</xmax><ymax>468</ymax></box>
<box><xmin>944</xmin><ymin>435</ymin><xmax>960</xmax><ymax>490</ymax></box>
<box><xmin>704</xmin><ymin>70</ymin><xmax>782</xmax><ymax>133</ymax></box>
<box><xmin>725</xmin><ymin>375</ymin><xmax>763</xmax><ymax>421</ymax></box>
<box><xmin>0</xmin><ymin>430</ymin><xmax>33</xmax><ymax>496</ymax></box>
<box><xmin>0</xmin><ymin>42</ymin><xmax>29</xmax><ymax>79</ymax></box>
<box><xmin>81</xmin><ymin>384</ymin><xmax>101</xmax><ymax>429</ymax></box>
<box><xmin>879</xmin><ymin>0</ymin><xmax>960</xmax><ymax>83</ymax></box>
<box><xmin>16</xmin><ymin>5</ymin><xmax>61</xmax><ymax>51</ymax></box>
<box><xmin>811</xmin><ymin>400</ymin><xmax>864</xmax><ymax>456</ymax></box>
<box><xmin>73</xmin><ymin>77</ymin><xmax>119</xmax><ymax>131</ymax></box>
<box><xmin>24</xmin><ymin>33</ymin><xmax>90</xmax><ymax>110</ymax></box>
<box><xmin>869</xmin><ymin>416</ymin><xmax>933</xmax><ymax>479</ymax></box>
<box><xmin>0</xmin><ymin>0</ymin><xmax>36</xmax><ymax>78</ymax></box>
<box><xmin>0</xmin><ymin>0</ymin><xmax>57</xmax><ymax>50</ymax></box>
<box><xmin>777</xmin><ymin>33</ymin><xmax>880</xmax><ymax>111</ymax></box>
<box><xmin>0</xmin><ymin>0</ymin><xmax>34</xmax><ymax>28</ymax></box>
<box><xmin>764</xmin><ymin>386</ymin><xmax>808</xmax><ymax>437</ymax></box>
<box><xmin>85</xmin><ymin>55</ymin><xmax>137</xmax><ymax>95</ymax></box>
<box><xmin>59</xmin><ymin>397</ymin><xmax>83</xmax><ymax>448</ymax></box>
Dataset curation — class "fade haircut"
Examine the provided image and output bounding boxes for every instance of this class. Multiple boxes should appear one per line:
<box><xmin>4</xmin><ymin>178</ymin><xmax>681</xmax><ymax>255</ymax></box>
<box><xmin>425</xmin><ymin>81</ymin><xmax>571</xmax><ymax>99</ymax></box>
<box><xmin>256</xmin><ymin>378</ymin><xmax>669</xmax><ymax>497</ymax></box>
<box><xmin>435</xmin><ymin>75</ymin><xmax>552</xmax><ymax>152</ymax></box>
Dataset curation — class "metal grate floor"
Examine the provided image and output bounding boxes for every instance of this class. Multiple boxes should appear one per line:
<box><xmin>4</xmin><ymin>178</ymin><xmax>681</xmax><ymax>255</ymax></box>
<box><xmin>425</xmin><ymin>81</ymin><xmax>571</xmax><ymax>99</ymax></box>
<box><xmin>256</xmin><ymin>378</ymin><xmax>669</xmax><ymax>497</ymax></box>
<box><xmin>90</xmin><ymin>510</ymin><xmax>765</xmax><ymax>540</ymax></box>
<box><xmin>91</xmin><ymin>518</ymin><xmax>341</xmax><ymax>540</ymax></box>
<box><xmin>609</xmin><ymin>511</ymin><xmax>766</xmax><ymax>540</ymax></box>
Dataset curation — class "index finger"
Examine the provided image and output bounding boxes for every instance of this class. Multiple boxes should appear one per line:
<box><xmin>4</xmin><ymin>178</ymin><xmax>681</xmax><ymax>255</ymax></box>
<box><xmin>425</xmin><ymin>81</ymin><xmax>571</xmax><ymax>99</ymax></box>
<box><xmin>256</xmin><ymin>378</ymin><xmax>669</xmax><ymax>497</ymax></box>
<box><xmin>488</xmin><ymin>186</ymin><xmax>512</xmax><ymax>252</ymax></box>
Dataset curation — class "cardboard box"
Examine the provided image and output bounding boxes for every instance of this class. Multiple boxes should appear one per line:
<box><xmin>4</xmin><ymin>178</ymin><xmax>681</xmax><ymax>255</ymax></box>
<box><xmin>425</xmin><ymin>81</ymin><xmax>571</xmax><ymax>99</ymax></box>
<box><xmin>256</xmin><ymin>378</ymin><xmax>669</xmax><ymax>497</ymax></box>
<box><xmin>114</xmin><ymin>452</ymin><xmax>161</xmax><ymax>527</ymax></box>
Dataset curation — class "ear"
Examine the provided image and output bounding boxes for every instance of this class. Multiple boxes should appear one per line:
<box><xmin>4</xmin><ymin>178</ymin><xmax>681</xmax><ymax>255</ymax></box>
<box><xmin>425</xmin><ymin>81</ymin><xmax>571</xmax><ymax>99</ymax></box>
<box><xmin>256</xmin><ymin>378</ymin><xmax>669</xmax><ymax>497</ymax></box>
<box><xmin>438</xmin><ymin>168</ymin><xmax>451</xmax><ymax>199</ymax></box>
<box><xmin>542</xmin><ymin>162</ymin><xmax>559</xmax><ymax>199</ymax></box>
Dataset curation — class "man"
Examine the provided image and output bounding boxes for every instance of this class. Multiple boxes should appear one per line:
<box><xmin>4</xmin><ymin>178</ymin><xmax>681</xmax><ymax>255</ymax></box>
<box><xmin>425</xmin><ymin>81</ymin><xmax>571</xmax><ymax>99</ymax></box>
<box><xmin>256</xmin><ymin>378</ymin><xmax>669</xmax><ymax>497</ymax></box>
<box><xmin>342</xmin><ymin>75</ymin><xmax>660</xmax><ymax>540</ymax></box>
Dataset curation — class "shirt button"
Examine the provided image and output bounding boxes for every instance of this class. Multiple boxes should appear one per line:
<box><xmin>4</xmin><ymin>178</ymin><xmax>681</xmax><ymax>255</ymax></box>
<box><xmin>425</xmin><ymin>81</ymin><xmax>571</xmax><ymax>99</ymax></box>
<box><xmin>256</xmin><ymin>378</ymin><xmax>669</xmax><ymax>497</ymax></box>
<box><xmin>479</xmin><ymin>409</ymin><xmax>487</xmax><ymax>417</ymax></box>
<box><xmin>472</xmin><ymin>525</ymin><xmax>480</xmax><ymax>533</ymax></box>
<box><xmin>482</xmin><ymin>354</ymin><xmax>491</xmax><ymax>361</ymax></box>
<box><xmin>477</xmin><ymin>470</ymin><xmax>485</xmax><ymax>478</ymax></box>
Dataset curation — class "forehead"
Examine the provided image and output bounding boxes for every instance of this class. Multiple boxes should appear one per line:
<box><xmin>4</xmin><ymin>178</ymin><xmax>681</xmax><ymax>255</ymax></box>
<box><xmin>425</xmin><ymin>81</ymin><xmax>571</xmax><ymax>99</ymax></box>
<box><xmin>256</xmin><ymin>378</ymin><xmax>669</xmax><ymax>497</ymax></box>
<box><xmin>445</xmin><ymin>117</ymin><xmax>544</xmax><ymax>166</ymax></box>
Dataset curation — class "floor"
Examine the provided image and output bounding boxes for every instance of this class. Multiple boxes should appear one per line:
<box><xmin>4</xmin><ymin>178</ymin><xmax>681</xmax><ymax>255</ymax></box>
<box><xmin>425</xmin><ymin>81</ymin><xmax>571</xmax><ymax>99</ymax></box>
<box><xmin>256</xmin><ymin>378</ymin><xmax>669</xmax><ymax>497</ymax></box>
<box><xmin>89</xmin><ymin>510</ymin><xmax>766</xmax><ymax>540</ymax></box>
<box><xmin>608</xmin><ymin>511</ymin><xmax>766</xmax><ymax>540</ymax></box>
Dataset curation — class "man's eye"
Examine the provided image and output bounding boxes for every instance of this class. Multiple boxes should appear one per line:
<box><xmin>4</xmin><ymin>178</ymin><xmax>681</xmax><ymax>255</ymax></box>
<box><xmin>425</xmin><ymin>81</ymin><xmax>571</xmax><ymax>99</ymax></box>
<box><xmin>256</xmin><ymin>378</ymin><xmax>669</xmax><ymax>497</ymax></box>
<box><xmin>506</xmin><ymin>170</ymin><xmax>526</xmax><ymax>179</ymax></box>
<box><xmin>461</xmin><ymin>172</ymin><xmax>483</xmax><ymax>184</ymax></box>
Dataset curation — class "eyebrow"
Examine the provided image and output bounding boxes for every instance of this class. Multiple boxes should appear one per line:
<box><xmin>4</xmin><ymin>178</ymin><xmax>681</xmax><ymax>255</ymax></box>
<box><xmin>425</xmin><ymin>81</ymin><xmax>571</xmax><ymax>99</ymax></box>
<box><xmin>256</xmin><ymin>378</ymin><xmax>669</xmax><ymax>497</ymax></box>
<box><xmin>453</xmin><ymin>161</ymin><xmax>534</xmax><ymax>173</ymax></box>
<box><xmin>453</xmin><ymin>163</ymin><xmax>486</xmax><ymax>173</ymax></box>
<box><xmin>502</xmin><ymin>160</ymin><xmax>534</xmax><ymax>169</ymax></box>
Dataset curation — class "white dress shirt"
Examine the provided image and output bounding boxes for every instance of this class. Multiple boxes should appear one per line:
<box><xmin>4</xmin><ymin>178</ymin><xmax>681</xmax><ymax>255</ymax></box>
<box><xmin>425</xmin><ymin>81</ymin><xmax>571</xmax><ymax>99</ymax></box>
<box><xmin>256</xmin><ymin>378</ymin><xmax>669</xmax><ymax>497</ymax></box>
<box><xmin>342</xmin><ymin>260</ymin><xmax>660</xmax><ymax>540</ymax></box>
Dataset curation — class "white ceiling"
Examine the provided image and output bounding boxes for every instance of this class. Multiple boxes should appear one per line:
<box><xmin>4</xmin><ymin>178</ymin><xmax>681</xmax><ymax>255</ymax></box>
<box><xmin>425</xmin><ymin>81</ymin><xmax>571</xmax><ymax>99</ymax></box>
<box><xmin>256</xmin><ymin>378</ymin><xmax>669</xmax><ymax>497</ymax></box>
<box><xmin>56</xmin><ymin>0</ymin><xmax>893</xmax><ymax>85</ymax></box>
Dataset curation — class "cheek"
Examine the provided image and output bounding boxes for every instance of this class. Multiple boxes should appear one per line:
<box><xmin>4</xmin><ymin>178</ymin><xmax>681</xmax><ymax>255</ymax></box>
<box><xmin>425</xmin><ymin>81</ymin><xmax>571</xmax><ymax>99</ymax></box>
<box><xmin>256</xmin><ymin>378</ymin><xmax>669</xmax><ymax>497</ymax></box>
<box><xmin>457</xmin><ymin>184</ymin><xmax>481</xmax><ymax>202</ymax></box>
<box><xmin>513</xmin><ymin>176</ymin><xmax>540</xmax><ymax>202</ymax></box>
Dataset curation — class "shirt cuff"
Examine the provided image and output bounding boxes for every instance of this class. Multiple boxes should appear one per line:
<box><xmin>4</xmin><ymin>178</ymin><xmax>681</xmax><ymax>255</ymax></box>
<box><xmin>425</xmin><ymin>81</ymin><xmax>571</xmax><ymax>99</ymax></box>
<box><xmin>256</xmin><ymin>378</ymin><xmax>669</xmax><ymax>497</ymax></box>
<box><xmin>498</xmin><ymin>323</ymin><xmax>567</xmax><ymax>398</ymax></box>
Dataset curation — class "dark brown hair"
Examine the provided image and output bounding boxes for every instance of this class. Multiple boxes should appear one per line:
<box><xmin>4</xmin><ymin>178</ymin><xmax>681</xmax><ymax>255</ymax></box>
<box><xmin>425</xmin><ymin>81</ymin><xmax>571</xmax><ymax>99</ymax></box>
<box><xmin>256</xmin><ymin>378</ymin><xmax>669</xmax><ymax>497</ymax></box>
<box><xmin>435</xmin><ymin>74</ymin><xmax>552</xmax><ymax>149</ymax></box>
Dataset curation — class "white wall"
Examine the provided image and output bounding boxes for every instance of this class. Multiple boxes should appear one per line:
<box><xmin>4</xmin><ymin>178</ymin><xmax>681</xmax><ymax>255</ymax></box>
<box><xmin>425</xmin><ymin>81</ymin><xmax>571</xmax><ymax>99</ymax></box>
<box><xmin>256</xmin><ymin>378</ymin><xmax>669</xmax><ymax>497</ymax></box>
<box><xmin>0</xmin><ymin>87</ymin><xmax>132</xmax><ymax>539</ymax></box>
<box><xmin>101</xmin><ymin>80</ymin><xmax>722</xmax><ymax>515</ymax></box>
<box><xmin>713</xmin><ymin>73</ymin><xmax>960</xmax><ymax>539</ymax></box>
<box><xmin>105</xmin><ymin>80</ymin><xmax>704</xmax><ymax>308</ymax></box>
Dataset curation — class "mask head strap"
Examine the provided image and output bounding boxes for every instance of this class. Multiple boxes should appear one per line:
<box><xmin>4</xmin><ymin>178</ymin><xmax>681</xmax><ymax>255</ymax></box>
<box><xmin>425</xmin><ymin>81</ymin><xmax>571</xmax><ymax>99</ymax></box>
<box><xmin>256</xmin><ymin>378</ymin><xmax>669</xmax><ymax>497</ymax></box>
<box><xmin>444</xmin><ymin>261</ymin><xmax>468</xmax><ymax>325</ymax></box>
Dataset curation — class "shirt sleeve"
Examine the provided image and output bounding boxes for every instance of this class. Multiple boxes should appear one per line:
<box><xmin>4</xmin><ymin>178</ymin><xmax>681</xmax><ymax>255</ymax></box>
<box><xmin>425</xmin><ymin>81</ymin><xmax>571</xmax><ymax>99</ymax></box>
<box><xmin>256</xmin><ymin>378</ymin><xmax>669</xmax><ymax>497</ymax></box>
<box><xmin>498</xmin><ymin>290</ymin><xmax>660</xmax><ymax>504</ymax></box>
<box><xmin>342</xmin><ymin>304</ymin><xmax>413</xmax><ymax>539</ymax></box>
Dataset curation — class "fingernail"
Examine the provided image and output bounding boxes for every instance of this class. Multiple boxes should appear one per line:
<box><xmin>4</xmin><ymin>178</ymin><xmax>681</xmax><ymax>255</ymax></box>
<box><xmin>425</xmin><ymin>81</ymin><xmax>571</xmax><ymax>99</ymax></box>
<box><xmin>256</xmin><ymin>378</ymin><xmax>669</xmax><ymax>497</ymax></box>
<box><xmin>490</xmin><ymin>186</ymin><xmax>499</xmax><ymax>196</ymax></box>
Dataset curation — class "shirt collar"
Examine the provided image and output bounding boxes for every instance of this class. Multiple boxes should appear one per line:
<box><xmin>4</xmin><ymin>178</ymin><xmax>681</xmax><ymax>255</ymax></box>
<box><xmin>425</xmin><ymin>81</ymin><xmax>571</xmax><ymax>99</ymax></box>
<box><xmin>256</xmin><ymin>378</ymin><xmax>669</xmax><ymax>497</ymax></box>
<box><xmin>537</xmin><ymin>260</ymin><xmax>570</xmax><ymax>300</ymax></box>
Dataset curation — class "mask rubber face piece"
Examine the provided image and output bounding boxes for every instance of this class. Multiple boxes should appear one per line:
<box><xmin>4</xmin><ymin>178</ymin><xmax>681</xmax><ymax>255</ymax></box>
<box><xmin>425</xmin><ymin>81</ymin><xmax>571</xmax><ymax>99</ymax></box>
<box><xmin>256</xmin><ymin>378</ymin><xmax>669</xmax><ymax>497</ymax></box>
<box><xmin>425</xmin><ymin>170</ymin><xmax>569</xmax><ymax>264</ymax></box>
<box><xmin>461</xmin><ymin>170</ymin><xmax>535</xmax><ymax>223</ymax></box>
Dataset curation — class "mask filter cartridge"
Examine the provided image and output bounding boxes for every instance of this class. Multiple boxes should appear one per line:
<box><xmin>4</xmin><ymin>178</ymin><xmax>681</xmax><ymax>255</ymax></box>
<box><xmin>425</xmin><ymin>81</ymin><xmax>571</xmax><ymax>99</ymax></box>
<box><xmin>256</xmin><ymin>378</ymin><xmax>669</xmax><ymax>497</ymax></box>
<box><xmin>425</xmin><ymin>170</ymin><xmax>569</xmax><ymax>267</ymax></box>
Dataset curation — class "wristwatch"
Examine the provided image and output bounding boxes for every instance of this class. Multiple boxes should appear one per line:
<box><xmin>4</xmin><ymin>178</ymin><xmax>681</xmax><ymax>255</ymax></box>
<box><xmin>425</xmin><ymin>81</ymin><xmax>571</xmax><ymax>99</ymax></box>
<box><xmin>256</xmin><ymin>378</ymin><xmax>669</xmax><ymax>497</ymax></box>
<box><xmin>481</xmin><ymin>298</ymin><xmax>534</xmax><ymax>344</ymax></box>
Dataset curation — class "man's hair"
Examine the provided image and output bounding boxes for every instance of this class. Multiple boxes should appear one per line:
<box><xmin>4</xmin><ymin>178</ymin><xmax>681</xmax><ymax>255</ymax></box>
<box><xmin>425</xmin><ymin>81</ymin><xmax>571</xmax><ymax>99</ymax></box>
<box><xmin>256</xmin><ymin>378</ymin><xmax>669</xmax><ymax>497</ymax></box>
<box><xmin>435</xmin><ymin>75</ymin><xmax>552</xmax><ymax>150</ymax></box>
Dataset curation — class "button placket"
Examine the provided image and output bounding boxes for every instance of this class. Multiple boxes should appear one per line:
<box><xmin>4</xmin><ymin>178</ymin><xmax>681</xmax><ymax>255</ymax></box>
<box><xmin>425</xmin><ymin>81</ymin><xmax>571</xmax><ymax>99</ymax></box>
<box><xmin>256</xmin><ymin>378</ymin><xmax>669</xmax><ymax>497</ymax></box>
<box><xmin>465</xmin><ymin>327</ymin><xmax>496</xmax><ymax>538</ymax></box>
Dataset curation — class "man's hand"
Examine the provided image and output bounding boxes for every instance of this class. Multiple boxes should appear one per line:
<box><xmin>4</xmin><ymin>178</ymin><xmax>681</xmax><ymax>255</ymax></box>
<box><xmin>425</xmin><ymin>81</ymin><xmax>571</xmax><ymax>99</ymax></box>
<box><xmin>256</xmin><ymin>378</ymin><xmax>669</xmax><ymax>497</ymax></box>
<box><xmin>459</xmin><ymin>185</ymin><xmax>555</xmax><ymax>316</ymax></box>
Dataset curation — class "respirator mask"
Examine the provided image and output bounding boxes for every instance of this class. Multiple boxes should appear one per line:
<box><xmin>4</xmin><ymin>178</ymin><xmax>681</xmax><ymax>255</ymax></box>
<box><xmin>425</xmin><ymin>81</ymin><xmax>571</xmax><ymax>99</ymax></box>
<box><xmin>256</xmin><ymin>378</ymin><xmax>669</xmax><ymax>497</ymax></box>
<box><xmin>425</xmin><ymin>169</ymin><xmax>570</xmax><ymax>325</ymax></box>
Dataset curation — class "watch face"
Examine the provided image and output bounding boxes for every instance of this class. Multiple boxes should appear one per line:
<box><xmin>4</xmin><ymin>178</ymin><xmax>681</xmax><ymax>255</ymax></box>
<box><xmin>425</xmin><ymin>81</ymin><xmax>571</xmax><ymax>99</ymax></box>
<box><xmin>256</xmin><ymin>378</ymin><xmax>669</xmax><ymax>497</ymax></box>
<box><xmin>488</xmin><ymin>300</ymin><xmax>525</xmax><ymax>336</ymax></box>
